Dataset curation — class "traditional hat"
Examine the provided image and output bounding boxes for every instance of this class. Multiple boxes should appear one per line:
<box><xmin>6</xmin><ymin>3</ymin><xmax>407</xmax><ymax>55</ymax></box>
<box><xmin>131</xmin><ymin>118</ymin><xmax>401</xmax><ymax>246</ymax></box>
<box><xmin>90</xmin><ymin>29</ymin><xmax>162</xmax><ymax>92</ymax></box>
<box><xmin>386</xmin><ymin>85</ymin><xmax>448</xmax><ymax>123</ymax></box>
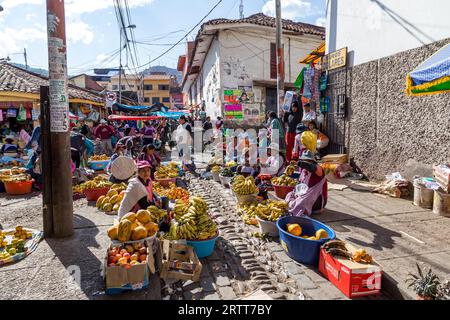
<box><xmin>299</xmin><ymin>150</ymin><xmax>316</xmax><ymax>162</ymax></box>
<box><xmin>111</xmin><ymin>156</ymin><xmax>136</xmax><ymax>180</ymax></box>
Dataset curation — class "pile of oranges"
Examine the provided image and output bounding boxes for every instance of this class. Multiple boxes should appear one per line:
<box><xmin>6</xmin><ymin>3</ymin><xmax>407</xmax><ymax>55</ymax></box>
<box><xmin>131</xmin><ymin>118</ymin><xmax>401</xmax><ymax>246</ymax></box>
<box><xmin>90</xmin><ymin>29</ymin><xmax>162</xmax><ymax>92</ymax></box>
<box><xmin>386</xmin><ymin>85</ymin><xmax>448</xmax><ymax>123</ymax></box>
<box><xmin>154</xmin><ymin>182</ymin><xmax>189</xmax><ymax>203</ymax></box>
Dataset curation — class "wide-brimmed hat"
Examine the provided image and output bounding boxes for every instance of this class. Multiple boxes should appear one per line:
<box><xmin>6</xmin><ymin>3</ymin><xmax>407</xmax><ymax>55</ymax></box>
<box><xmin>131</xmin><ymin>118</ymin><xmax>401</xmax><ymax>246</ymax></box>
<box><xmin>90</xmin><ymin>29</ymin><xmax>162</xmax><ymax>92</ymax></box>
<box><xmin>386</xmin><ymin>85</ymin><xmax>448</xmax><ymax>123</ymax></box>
<box><xmin>137</xmin><ymin>160</ymin><xmax>151</xmax><ymax>169</ymax></box>
<box><xmin>299</xmin><ymin>150</ymin><xmax>316</xmax><ymax>162</ymax></box>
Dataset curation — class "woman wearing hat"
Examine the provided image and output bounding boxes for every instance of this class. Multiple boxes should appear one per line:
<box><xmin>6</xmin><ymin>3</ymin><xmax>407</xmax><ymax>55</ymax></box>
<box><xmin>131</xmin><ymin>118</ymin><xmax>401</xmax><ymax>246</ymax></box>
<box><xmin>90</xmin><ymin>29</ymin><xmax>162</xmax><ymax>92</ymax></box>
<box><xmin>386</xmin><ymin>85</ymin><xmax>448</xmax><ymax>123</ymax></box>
<box><xmin>292</xmin><ymin>123</ymin><xmax>308</xmax><ymax>161</ymax></box>
<box><xmin>117</xmin><ymin>160</ymin><xmax>160</xmax><ymax>219</ymax></box>
<box><xmin>286</xmin><ymin>150</ymin><xmax>327</xmax><ymax>216</ymax></box>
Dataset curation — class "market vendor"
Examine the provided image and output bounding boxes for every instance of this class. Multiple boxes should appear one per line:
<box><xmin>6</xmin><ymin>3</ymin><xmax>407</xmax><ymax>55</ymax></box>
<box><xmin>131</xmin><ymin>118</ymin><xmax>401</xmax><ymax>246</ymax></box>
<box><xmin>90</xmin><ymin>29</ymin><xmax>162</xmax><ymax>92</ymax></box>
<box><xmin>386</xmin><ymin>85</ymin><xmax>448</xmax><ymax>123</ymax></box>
<box><xmin>106</xmin><ymin>143</ymin><xmax>125</xmax><ymax>173</ymax></box>
<box><xmin>0</xmin><ymin>138</ymin><xmax>19</xmax><ymax>157</ymax></box>
<box><xmin>292</xmin><ymin>123</ymin><xmax>308</xmax><ymax>161</ymax></box>
<box><xmin>260</xmin><ymin>143</ymin><xmax>287</xmax><ymax>177</ymax></box>
<box><xmin>286</xmin><ymin>150</ymin><xmax>328</xmax><ymax>216</ymax></box>
<box><xmin>301</xmin><ymin>103</ymin><xmax>317</xmax><ymax>125</ymax></box>
<box><xmin>236</xmin><ymin>147</ymin><xmax>259</xmax><ymax>178</ymax></box>
<box><xmin>117</xmin><ymin>161</ymin><xmax>161</xmax><ymax>219</ymax></box>
<box><xmin>138</xmin><ymin>144</ymin><xmax>161</xmax><ymax>178</ymax></box>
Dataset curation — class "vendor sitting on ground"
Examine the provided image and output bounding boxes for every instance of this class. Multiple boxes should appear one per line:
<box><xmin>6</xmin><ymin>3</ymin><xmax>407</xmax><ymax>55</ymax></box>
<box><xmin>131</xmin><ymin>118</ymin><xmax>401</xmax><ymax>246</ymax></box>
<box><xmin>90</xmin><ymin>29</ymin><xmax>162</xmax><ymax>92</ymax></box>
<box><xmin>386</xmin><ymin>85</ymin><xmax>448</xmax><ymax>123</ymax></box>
<box><xmin>106</xmin><ymin>142</ymin><xmax>125</xmax><ymax>173</ymax></box>
<box><xmin>259</xmin><ymin>143</ymin><xmax>287</xmax><ymax>177</ymax></box>
<box><xmin>236</xmin><ymin>147</ymin><xmax>259</xmax><ymax>178</ymax></box>
<box><xmin>138</xmin><ymin>144</ymin><xmax>161</xmax><ymax>178</ymax></box>
<box><xmin>286</xmin><ymin>150</ymin><xmax>328</xmax><ymax>216</ymax></box>
<box><xmin>117</xmin><ymin>161</ymin><xmax>161</xmax><ymax>219</ymax></box>
<box><xmin>0</xmin><ymin>138</ymin><xmax>19</xmax><ymax>156</ymax></box>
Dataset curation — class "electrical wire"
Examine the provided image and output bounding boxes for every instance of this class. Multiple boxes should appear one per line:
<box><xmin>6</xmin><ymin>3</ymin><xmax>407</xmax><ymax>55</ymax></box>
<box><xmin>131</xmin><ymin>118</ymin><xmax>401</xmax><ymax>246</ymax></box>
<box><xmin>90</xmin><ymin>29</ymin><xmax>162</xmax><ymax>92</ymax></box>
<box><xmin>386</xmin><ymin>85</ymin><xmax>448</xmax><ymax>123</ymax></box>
<box><xmin>134</xmin><ymin>0</ymin><xmax>224</xmax><ymax>69</ymax></box>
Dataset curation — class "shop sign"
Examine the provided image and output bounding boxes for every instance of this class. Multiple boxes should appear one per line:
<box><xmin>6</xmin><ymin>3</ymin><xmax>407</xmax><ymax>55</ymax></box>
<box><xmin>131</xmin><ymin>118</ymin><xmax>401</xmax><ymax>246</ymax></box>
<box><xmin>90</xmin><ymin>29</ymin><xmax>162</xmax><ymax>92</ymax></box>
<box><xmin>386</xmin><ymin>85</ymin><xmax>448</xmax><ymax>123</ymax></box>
<box><xmin>323</xmin><ymin>47</ymin><xmax>347</xmax><ymax>71</ymax></box>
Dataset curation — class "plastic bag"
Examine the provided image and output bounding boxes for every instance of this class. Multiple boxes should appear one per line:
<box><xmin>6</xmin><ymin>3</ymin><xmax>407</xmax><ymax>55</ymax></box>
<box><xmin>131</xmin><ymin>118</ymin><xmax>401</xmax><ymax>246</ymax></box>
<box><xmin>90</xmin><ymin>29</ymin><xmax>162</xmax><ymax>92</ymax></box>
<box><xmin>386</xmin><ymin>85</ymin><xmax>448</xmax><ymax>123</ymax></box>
<box><xmin>301</xmin><ymin>131</ymin><xmax>317</xmax><ymax>153</ymax></box>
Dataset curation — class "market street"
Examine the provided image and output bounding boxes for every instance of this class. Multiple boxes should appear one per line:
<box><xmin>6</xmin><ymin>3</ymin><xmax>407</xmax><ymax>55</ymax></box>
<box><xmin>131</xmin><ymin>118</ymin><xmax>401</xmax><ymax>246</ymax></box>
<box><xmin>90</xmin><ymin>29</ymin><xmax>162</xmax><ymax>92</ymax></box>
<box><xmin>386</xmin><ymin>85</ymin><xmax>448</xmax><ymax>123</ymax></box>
<box><xmin>1</xmin><ymin>152</ymin><xmax>449</xmax><ymax>300</ymax></box>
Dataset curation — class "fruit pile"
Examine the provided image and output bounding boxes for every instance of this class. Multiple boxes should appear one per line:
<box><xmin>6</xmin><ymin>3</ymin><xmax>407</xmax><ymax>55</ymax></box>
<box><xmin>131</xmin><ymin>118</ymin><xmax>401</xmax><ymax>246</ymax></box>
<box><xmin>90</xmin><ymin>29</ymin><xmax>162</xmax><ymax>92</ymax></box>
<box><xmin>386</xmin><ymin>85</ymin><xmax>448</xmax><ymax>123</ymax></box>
<box><xmin>107</xmin><ymin>243</ymin><xmax>148</xmax><ymax>267</ymax></box>
<box><xmin>232</xmin><ymin>175</ymin><xmax>258</xmax><ymax>195</ymax></box>
<box><xmin>284</xmin><ymin>163</ymin><xmax>297</xmax><ymax>176</ymax></box>
<box><xmin>155</xmin><ymin>163</ymin><xmax>179</xmax><ymax>179</ymax></box>
<box><xmin>89</xmin><ymin>154</ymin><xmax>110</xmax><ymax>161</ymax></box>
<box><xmin>0</xmin><ymin>173</ymin><xmax>32</xmax><ymax>183</ymax></box>
<box><xmin>166</xmin><ymin>196</ymin><xmax>218</xmax><ymax>241</ymax></box>
<box><xmin>225</xmin><ymin>160</ymin><xmax>237</xmax><ymax>167</ymax></box>
<box><xmin>271</xmin><ymin>175</ymin><xmax>297</xmax><ymax>187</ymax></box>
<box><xmin>147</xmin><ymin>205</ymin><xmax>168</xmax><ymax>223</ymax></box>
<box><xmin>220</xmin><ymin>168</ymin><xmax>234</xmax><ymax>177</ymax></box>
<box><xmin>322</xmin><ymin>240</ymin><xmax>373</xmax><ymax>264</ymax></box>
<box><xmin>108</xmin><ymin>210</ymin><xmax>159</xmax><ymax>242</ymax></box>
<box><xmin>286</xmin><ymin>223</ymin><xmax>329</xmax><ymax>241</ymax></box>
<box><xmin>96</xmin><ymin>183</ymin><xmax>127</xmax><ymax>212</ymax></box>
<box><xmin>153</xmin><ymin>182</ymin><xmax>189</xmax><ymax>203</ymax></box>
<box><xmin>211</xmin><ymin>165</ymin><xmax>221</xmax><ymax>173</ymax></box>
<box><xmin>0</xmin><ymin>227</ymin><xmax>33</xmax><ymax>259</ymax></box>
<box><xmin>238</xmin><ymin>200</ymin><xmax>288</xmax><ymax>224</ymax></box>
<box><xmin>76</xmin><ymin>176</ymin><xmax>113</xmax><ymax>192</ymax></box>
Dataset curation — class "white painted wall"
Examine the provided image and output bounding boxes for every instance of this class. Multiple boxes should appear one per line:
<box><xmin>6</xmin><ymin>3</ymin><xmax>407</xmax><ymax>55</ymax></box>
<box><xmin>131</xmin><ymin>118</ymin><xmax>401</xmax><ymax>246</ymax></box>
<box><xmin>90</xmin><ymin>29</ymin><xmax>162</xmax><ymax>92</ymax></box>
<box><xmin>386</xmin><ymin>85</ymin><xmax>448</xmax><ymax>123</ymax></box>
<box><xmin>201</xmin><ymin>37</ymin><xmax>222</xmax><ymax>118</ymax></box>
<box><xmin>218</xmin><ymin>28</ymin><xmax>323</xmax><ymax>90</ymax></box>
<box><xmin>326</xmin><ymin>0</ymin><xmax>450</xmax><ymax>66</ymax></box>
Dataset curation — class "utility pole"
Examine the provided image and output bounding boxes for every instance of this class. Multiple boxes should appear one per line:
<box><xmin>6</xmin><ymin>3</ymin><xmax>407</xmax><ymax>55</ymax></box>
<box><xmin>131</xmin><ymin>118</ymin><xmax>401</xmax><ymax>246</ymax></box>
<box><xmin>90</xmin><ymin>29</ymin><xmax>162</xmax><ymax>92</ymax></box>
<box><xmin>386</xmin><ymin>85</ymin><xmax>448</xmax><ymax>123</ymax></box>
<box><xmin>275</xmin><ymin>0</ymin><xmax>285</xmax><ymax>117</ymax></box>
<box><xmin>23</xmin><ymin>48</ymin><xmax>28</xmax><ymax>70</ymax></box>
<box><xmin>119</xmin><ymin>30</ymin><xmax>123</xmax><ymax>105</ymax></box>
<box><xmin>239</xmin><ymin>0</ymin><xmax>244</xmax><ymax>19</ymax></box>
<box><xmin>44</xmin><ymin>0</ymin><xmax>73</xmax><ymax>238</ymax></box>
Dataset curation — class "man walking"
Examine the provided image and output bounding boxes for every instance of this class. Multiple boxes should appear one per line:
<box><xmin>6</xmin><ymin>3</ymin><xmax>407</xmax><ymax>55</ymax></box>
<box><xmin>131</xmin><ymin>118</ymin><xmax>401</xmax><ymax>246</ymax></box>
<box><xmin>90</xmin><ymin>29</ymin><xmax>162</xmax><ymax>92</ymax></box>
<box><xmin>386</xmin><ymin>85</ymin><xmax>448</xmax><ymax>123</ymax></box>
<box><xmin>94</xmin><ymin>119</ymin><xmax>115</xmax><ymax>156</ymax></box>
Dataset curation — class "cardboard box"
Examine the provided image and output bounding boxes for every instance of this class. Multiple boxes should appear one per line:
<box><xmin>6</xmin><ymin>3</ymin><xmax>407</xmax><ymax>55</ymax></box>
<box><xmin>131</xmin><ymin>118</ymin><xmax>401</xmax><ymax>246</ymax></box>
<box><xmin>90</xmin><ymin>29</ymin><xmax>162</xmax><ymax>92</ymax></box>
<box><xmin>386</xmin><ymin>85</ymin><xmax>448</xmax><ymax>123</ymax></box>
<box><xmin>104</xmin><ymin>241</ymin><xmax>155</xmax><ymax>295</ymax></box>
<box><xmin>433</xmin><ymin>165</ymin><xmax>450</xmax><ymax>193</ymax></box>
<box><xmin>320</xmin><ymin>154</ymin><xmax>348</xmax><ymax>164</ymax></box>
<box><xmin>158</xmin><ymin>240</ymin><xmax>202</xmax><ymax>282</ymax></box>
<box><xmin>318</xmin><ymin>244</ymin><xmax>382</xmax><ymax>299</ymax></box>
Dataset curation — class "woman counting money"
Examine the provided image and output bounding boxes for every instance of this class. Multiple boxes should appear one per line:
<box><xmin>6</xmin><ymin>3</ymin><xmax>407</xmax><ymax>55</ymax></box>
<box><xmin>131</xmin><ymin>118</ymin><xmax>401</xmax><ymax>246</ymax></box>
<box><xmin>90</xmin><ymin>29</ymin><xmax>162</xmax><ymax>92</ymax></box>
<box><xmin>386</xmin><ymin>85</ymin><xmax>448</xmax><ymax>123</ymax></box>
<box><xmin>117</xmin><ymin>161</ymin><xmax>161</xmax><ymax>219</ymax></box>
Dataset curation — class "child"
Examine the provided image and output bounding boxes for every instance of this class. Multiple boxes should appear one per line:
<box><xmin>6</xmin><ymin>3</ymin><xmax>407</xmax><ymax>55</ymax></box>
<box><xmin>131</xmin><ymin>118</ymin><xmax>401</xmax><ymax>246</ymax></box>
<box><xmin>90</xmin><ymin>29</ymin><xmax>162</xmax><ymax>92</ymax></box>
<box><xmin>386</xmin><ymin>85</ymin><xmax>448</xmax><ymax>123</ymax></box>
<box><xmin>291</xmin><ymin>124</ymin><xmax>308</xmax><ymax>161</ymax></box>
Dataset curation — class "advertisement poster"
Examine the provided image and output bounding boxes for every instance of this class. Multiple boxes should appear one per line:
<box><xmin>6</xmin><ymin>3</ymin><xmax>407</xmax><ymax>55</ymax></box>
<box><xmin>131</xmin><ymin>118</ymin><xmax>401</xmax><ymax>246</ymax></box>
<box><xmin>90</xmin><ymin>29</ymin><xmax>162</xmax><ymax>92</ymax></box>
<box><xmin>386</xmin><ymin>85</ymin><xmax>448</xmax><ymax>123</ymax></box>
<box><xmin>242</xmin><ymin>103</ymin><xmax>264</xmax><ymax>126</ymax></box>
<box><xmin>224</xmin><ymin>104</ymin><xmax>243</xmax><ymax>120</ymax></box>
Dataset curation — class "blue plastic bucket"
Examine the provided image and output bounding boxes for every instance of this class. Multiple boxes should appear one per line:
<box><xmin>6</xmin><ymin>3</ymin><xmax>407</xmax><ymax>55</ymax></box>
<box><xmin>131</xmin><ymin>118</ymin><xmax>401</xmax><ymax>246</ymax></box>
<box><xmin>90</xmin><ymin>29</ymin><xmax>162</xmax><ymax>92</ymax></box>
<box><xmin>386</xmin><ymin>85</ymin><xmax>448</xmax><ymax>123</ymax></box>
<box><xmin>88</xmin><ymin>160</ymin><xmax>110</xmax><ymax>171</ymax></box>
<box><xmin>186</xmin><ymin>235</ymin><xmax>218</xmax><ymax>259</ymax></box>
<box><xmin>277</xmin><ymin>216</ymin><xmax>336</xmax><ymax>266</ymax></box>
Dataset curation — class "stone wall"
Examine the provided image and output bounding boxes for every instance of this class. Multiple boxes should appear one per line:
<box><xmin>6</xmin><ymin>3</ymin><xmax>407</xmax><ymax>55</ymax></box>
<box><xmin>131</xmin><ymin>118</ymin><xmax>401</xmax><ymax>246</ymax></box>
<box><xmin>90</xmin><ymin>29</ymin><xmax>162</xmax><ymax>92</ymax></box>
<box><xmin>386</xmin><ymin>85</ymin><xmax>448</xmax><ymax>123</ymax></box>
<box><xmin>347</xmin><ymin>38</ymin><xmax>450</xmax><ymax>180</ymax></box>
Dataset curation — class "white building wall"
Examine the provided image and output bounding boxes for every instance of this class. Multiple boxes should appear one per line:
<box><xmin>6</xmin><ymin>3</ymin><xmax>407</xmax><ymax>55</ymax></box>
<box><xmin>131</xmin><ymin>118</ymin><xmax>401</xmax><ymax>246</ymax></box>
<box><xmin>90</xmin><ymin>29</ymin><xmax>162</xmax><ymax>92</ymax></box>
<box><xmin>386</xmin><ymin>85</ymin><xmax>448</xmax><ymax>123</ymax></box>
<box><xmin>201</xmin><ymin>37</ymin><xmax>222</xmax><ymax>119</ymax></box>
<box><xmin>218</xmin><ymin>28</ymin><xmax>322</xmax><ymax>90</ymax></box>
<box><xmin>326</xmin><ymin>0</ymin><xmax>450</xmax><ymax>66</ymax></box>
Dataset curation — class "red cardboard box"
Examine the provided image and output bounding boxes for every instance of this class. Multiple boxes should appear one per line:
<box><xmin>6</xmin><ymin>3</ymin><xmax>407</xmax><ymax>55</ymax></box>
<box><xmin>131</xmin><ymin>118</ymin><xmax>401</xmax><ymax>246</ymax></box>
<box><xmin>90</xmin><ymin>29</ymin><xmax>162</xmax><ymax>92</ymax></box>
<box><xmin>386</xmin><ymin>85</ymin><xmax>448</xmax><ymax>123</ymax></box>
<box><xmin>318</xmin><ymin>245</ymin><xmax>382</xmax><ymax>299</ymax></box>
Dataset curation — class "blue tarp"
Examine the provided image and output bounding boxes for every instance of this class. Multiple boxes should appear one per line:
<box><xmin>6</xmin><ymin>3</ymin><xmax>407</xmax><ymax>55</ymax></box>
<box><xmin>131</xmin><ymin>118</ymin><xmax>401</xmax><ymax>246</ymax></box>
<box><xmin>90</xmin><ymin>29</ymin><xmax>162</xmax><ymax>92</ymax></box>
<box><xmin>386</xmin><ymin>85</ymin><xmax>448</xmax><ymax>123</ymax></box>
<box><xmin>113</xmin><ymin>103</ymin><xmax>153</xmax><ymax>113</ymax></box>
<box><xmin>409</xmin><ymin>43</ymin><xmax>450</xmax><ymax>86</ymax></box>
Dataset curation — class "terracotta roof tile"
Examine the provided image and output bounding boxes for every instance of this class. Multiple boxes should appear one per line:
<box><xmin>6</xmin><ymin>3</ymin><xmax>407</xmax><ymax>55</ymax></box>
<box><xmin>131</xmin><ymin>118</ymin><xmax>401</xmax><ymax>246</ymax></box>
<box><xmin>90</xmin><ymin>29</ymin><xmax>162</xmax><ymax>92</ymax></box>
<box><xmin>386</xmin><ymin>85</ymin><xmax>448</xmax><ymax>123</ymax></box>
<box><xmin>0</xmin><ymin>63</ymin><xmax>104</xmax><ymax>103</ymax></box>
<box><xmin>200</xmin><ymin>13</ymin><xmax>325</xmax><ymax>37</ymax></box>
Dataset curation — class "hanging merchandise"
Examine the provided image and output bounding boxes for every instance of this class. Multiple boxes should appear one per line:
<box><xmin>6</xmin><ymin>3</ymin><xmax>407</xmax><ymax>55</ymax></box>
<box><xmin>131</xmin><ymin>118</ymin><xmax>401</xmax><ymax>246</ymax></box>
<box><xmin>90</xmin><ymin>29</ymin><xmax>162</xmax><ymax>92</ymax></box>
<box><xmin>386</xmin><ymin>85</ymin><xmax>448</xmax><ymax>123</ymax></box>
<box><xmin>294</xmin><ymin>67</ymin><xmax>306</xmax><ymax>91</ymax></box>
<box><xmin>17</xmin><ymin>105</ymin><xmax>27</xmax><ymax>121</ymax></box>
<box><xmin>312</xmin><ymin>66</ymin><xmax>321</xmax><ymax>104</ymax></box>
<box><xmin>320</xmin><ymin>97</ymin><xmax>330</xmax><ymax>113</ymax></box>
<box><xmin>319</xmin><ymin>73</ymin><xmax>328</xmax><ymax>91</ymax></box>
<box><xmin>32</xmin><ymin>109</ymin><xmax>40</xmax><ymax>121</ymax></box>
<box><xmin>26</xmin><ymin>106</ymin><xmax>31</xmax><ymax>120</ymax></box>
<box><xmin>7</xmin><ymin>108</ymin><xmax>17</xmax><ymax>118</ymax></box>
<box><xmin>303</xmin><ymin>66</ymin><xmax>315</xmax><ymax>99</ymax></box>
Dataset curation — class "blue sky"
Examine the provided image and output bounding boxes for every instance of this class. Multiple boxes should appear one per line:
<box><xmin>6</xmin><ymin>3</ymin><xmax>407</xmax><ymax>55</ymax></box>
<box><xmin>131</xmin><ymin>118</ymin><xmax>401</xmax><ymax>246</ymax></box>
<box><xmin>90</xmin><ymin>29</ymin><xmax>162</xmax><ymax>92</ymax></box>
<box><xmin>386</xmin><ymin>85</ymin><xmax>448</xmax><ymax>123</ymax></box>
<box><xmin>0</xmin><ymin>0</ymin><xmax>326</xmax><ymax>75</ymax></box>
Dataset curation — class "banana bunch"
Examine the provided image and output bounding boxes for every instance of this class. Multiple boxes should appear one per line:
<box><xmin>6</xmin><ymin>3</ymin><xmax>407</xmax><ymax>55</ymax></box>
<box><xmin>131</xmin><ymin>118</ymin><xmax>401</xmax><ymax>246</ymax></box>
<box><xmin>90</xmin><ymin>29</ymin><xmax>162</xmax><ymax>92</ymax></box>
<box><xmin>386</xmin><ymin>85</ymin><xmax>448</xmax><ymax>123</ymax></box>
<box><xmin>173</xmin><ymin>199</ymin><xmax>189</xmax><ymax>220</ymax></box>
<box><xmin>256</xmin><ymin>200</ymin><xmax>287</xmax><ymax>221</ymax></box>
<box><xmin>232</xmin><ymin>175</ymin><xmax>258</xmax><ymax>195</ymax></box>
<box><xmin>211</xmin><ymin>165</ymin><xmax>222</xmax><ymax>173</ymax></box>
<box><xmin>72</xmin><ymin>185</ymin><xmax>84</xmax><ymax>194</ymax></box>
<box><xmin>225</xmin><ymin>160</ymin><xmax>237</xmax><ymax>167</ymax></box>
<box><xmin>284</xmin><ymin>164</ymin><xmax>297</xmax><ymax>176</ymax></box>
<box><xmin>168</xmin><ymin>196</ymin><xmax>217</xmax><ymax>240</ymax></box>
<box><xmin>79</xmin><ymin>176</ymin><xmax>113</xmax><ymax>191</ymax></box>
<box><xmin>89</xmin><ymin>154</ymin><xmax>109</xmax><ymax>161</ymax></box>
<box><xmin>271</xmin><ymin>175</ymin><xmax>297</xmax><ymax>187</ymax></box>
<box><xmin>147</xmin><ymin>205</ymin><xmax>167</xmax><ymax>223</ymax></box>
<box><xmin>237</xmin><ymin>203</ymin><xmax>258</xmax><ymax>225</ymax></box>
<box><xmin>155</xmin><ymin>165</ymin><xmax>179</xmax><ymax>179</ymax></box>
<box><xmin>0</xmin><ymin>230</ymin><xmax>8</xmax><ymax>248</ymax></box>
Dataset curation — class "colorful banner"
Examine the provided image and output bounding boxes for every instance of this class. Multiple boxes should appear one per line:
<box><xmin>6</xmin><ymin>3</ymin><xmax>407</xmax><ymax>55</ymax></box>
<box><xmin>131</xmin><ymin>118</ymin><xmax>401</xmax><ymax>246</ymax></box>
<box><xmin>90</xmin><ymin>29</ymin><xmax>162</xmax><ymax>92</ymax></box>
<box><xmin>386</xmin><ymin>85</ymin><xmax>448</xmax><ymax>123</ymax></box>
<box><xmin>224</xmin><ymin>104</ymin><xmax>243</xmax><ymax>120</ymax></box>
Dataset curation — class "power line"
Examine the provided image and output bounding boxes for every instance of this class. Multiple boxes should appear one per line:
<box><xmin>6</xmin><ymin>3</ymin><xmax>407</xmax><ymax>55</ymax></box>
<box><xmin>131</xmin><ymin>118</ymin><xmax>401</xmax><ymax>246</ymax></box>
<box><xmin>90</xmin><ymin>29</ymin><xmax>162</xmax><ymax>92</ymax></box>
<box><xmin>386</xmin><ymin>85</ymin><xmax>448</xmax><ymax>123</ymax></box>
<box><xmin>135</xmin><ymin>0</ymin><xmax>224</xmax><ymax>69</ymax></box>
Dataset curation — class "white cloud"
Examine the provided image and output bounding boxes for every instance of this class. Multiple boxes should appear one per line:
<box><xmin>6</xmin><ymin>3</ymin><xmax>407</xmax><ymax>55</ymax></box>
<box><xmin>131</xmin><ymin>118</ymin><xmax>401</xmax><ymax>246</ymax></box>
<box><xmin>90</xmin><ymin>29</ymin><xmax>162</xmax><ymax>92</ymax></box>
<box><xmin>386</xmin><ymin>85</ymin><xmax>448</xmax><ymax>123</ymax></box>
<box><xmin>67</xmin><ymin>21</ymin><xmax>94</xmax><ymax>45</ymax></box>
<box><xmin>65</xmin><ymin>0</ymin><xmax>154</xmax><ymax>16</ymax></box>
<box><xmin>0</xmin><ymin>0</ymin><xmax>42</xmax><ymax>10</ymax></box>
<box><xmin>262</xmin><ymin>0</ymin><xmax>317</xmax><ymax>21</ymax></box>
<box><xmin>25</xmin><ymin>13</ymin><xmax>37</xmax><ymax>21</ymax></box>
<box><xmin>0</xmin><ymin>26</ymin><xmax>46</xmax><ymax>58</ymax></box>
<box><xmin>315</xmin><ymin>17</ymin><xmax>326</xmax><ymax>27</ymax></box>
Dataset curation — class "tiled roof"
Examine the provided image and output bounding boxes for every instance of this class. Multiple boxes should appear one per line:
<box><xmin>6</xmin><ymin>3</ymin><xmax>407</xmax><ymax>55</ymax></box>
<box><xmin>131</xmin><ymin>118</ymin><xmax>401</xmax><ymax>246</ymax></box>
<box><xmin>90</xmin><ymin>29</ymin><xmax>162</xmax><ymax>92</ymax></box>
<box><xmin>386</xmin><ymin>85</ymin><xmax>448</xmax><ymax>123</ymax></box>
<box><xmin>200</xmin><ymin>13</ymin><xmax>325</xmax><ymax>37</ymax></box>
<box><xmin>0</xmin><ymin>63</ymin><xmax>104</xmax><ymax>103</ymax></box>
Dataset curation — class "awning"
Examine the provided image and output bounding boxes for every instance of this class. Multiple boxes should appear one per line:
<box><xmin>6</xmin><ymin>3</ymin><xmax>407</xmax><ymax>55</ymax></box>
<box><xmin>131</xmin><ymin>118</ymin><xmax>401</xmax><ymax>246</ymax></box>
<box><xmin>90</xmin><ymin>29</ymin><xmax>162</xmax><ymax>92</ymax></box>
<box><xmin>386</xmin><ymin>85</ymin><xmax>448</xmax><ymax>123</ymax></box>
<box><xmin>300</xmin><ymin>42</ymin><xmax>325</xmax><ymax>64</ymax></box>
<box><xmin>108</xmin><ymin>115</ymin><xmax>162</xmax><ymax>121</ymax></box>
<box><xmin>150</xmin><ymin>111</ymin><xmax>187</xmax><ymax>119</ymax></box>
<box><xmin>406</xmin><ymin>43</ymin><xmax>450</xmax><ymax>96</ymax></box>
<box><xmin>113</xmin><ymin>103</ymin><xmax>153</xmax><ymax>113</ymax></box>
